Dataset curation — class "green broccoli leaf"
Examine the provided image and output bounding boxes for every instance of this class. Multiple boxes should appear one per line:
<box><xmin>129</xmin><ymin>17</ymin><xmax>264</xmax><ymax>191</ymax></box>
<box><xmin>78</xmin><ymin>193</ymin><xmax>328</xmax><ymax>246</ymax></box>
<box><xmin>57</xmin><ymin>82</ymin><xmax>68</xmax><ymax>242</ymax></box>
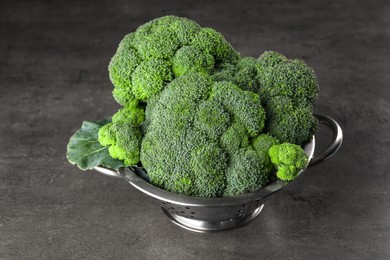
<box><xmin>66</xmin><ymin>119</ymin><xmax>127</xmax><ymax>170</ymax></box>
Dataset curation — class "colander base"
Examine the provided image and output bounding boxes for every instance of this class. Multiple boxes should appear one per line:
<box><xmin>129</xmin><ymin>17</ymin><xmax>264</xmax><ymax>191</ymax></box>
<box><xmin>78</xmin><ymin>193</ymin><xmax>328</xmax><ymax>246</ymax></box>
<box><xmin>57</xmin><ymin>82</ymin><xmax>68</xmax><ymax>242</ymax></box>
<box><xmin>161</xmin><ymin>204</ymin><xmax>264</xmax><ymax>233</ymax></box>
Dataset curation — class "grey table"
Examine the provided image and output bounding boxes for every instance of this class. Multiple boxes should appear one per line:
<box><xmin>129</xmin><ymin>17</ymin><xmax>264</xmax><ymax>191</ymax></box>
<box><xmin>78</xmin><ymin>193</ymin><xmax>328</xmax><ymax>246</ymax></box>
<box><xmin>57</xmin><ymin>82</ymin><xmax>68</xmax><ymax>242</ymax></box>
<box><xmin>1</xmin><ymin>0</ymin><xmax>389</xmax><ymax>259</ymax></box>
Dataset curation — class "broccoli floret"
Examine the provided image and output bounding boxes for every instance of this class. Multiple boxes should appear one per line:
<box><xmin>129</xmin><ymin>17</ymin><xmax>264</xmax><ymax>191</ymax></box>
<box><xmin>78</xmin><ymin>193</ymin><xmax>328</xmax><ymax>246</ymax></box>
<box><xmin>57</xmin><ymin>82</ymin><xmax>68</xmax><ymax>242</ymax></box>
<box><xmin>265</xmin><ymin>96</ymin><xmax>318</xmax><ymax>145</ymax></box>
<box><xmin>109</xmin><ymin>16</ymin><xmax>239</xmax><ymax>104</ymax></box>
<box><xmin>268</xmin><ymin>59</ymin><xmax>319</xmax><ymax>104</ymax></box>
<box><xmin>256</xmin><ymin>51</ymin><xmax>319</xmax><ymax>145</ymax></box>
<box><xmin>211</xmin><ymin>81</ymin><xmax>266</xmax><ymax>137</ymax></box>
<box><xmin>111</xmin><ymin>99</ymin><xmax>145</xmax><ymax>125</ymax></box>
<box><xmin>108</xmin><ymin>33</ymin><xmax>141</xmax><ymax>105</ymax></box>
<box><xmin>220</xmin><ymin>119</ymin><xmax>250</xmax><ymax>155</ymax></box>
<box><xmin>131</xmin><ymin>59</ymin><xmax>173</xmax><ymax>100</ymax></box>
<box><xmin>256</xmin><ymin>51</ymin><xmax>287</xmax><ymax>91</ymax></box>
<box><xmin>213</xmin><ymin>57</ymin><xmax>261</xmax><ymax>94</ymax></box>
<box><xmin>171</xmin><ymin>46</ymin><xmax>215</xmax><ymax>77</ymax></box>
<box><xmin>268</xmin><ymin>143</ymin><xmax>308</xmax><ymax>181</ymax></box>
<box><xmin>141</xmin><ymin>73</ymin><xmax>269</xmax><ymax>197</ymax></box>
<box><xmin>224</xmin><ymin>148</ymin><xmax>270</xmax><ymax>196</ymax></box>
<box><xmin>190</xmin><ymin>142</ymin><xmax>227</xmax><ymax>197</ymax></box>
<box><xmin>97</xmin><ymin>100</ymin><xmax>145</xmax><ymax>165</ymax></box>
<box><xmin>233</xmin><ymin>57</ymin><xmax>261</xmax><ymax>93</ymax></box>
<box><xmin>193</xmin><ymin>99</ymin><xmax>231</xmax><ymax>140</ymax></box>
<box><xmin>191</xmin><ymin>27</ymin><xmax>240</xmax><ymax>63</ymax></box>
<box><xmin>257</xmin><ymin>51</ymin><xmax>318</xmax><ymax>104</ymax></box>
<box><xmin>251</xmin><ymin>134</ymin><xmax>280</xmax><ymax>174</ymax></box>
<box><xmin>98</xmin><ymin>122</ymin><xmax>142</xmax><ymax>166</ymax></box>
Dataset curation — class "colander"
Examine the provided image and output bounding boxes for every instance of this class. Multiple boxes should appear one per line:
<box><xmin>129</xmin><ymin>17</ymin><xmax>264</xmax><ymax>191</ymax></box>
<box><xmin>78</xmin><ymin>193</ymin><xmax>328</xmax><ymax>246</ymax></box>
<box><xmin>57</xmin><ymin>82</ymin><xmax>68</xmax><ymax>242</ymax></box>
<box><xmin>93</xmin><ymin>114</ymin><xmax>342</xmax><ymax>233</ymax></box>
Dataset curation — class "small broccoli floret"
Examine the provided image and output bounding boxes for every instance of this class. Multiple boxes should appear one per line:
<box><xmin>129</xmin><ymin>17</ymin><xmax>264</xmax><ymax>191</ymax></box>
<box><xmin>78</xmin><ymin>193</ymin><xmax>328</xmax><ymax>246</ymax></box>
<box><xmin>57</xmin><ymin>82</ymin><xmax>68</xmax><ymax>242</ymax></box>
<box><xmin>98</xmin><ymin>100</ymin><xmax>145</xmax><ymax>166</ymax></box>
<box><xmin>132</xmin><ymin>16</ymin><xmax>182</xmax><ymax>60</ymax></box>
<box><xmin>98</xmin><ymin>122</ymin><xmax>142</xmax><ymax>165</ymax></box>
<box><xmin>268</xmin><ymin>143</ymin><xmax>308</xmax><ymax>181</ymax></box>
<box><xmin>251</xmin><ymin>134</ymin><xmax>280</xmax><ymax>174</ymax></box>
<box><xmin>193</xmin><ymin>99</ymin><xmax>231</xmax><ymax>140</ymax></box>
<box><xmin>131</xmin><ymin>59</ymin><xmax>173</xmax><ymax>100</ymax></box>
<box><xmin>109</xmin><ymin>33</ymin><xmax>141</xmax><ymax>106</ymax></box>
<box><xmin>255</xmin><ymin>51</ymin><xmax>319</xmax><ymax>145</ymax></box>
<box><xmin>212</xmin><ymin>81</ymin><xmax>265</xmax><ymax>137</ymax></box>
<box><xmin>190</xmin><ymin>143</ymin><xmax>227</xmax><ymax>197</ymax></box>
<box><xmin>265</xmin><ymin>96</ymin><xmax>318</xmax><ymax>145</ymax></box>
<box><xmin>171</xmin><ymin>46</ymin><xmax>215</xmax><ymax>77</ymax></box>
<box><xmin>256</xmin><ymin>51</ymin><xmax>287</xmax><ymax>91</ymax></box>
<box><xmin>191</xmin><ymin>27</ymin><xmax>240</xmax><ymax>63</ymax></box>
<box><xmin>268</xmin><ymin>59</ymin><xmax>319</xmax><ymax>104</ymax></box>
<box><xmin>220</xmin><ymin>119</ymin><xmax>250</xmax><ymax>155</ymax></box>
<box><xmin>233</xmin><ymin>57</ymin><xmax>261</xmax><ymax>93</ymax></box>
<box><xmin>224</xmin><ymin>148</ymin><xmax>270</xmax><ymax>196</ymax></box>
<box><xmin>111</xmin><ymin>100</ymin><xmax>145</xmax><ymax>125</ymax></box>
<box><xmin>212</xmin><ymin>62</ymin><xmax>237</xmax><ymax>82</ymax></box>
<box><xmin>212</xmin><ymin>57</ymin><xmax>261</xmax><ymax>94</ymax></box>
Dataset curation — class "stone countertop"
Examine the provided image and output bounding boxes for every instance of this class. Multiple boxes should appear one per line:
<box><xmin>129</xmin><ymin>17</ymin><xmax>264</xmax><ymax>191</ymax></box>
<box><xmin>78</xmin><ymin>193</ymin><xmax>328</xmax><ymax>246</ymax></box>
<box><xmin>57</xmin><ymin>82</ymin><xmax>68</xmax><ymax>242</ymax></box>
<box><xmin>1</xmin><ymin>0</ymin><xmax>389</xmax><ymax>259</ymax></box>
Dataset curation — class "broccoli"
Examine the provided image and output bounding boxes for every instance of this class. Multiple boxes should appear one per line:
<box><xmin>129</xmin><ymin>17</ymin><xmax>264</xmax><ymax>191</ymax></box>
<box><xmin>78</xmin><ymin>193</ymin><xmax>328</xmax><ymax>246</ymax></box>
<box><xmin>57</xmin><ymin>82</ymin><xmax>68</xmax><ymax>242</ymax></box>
<box><xmin>252</xmin><ymin>134</ymin><xmax>280</xmax><ymax>173</ymax></box>
<box><xmin>256</xmin><ymin>51</ymin><xmax>319</xmax><ymax>145</ymax></box>
<box><xmin>98</xmin><ymin>122</ymin><xmax>142</xmax><ymax>166</ymax></box>
<box><xmin>97</xmin><ymin>100</ymin><xmax>144</xmax><ymax>165</ymax></box>
<box><xmin>108</xmin><ymin>15</ymin><xmax>239</xmax><ymax>105</ymax></box>
<box><xmin>213</xmin><ymin>57</ymin><xmax>261</xmax><ymax>94</ymax></box>
<box><xmin>268</xmin><ymin>143</ymin><xmax>308</xmax><ymax>181</ymax></box>
<box><xmin>67</xmin><ymin>16</ymin><xmax>320</xmax><ymax>198</ymax></box>
<box><xmin>265</xmin><ymin>96</ymin><xmax>318</xmax><ymax>145</ymax></box>
<box><xmin>141</xmin><ymin>73</ymin><xmax>270</xmax><ymax>197</ymax></box>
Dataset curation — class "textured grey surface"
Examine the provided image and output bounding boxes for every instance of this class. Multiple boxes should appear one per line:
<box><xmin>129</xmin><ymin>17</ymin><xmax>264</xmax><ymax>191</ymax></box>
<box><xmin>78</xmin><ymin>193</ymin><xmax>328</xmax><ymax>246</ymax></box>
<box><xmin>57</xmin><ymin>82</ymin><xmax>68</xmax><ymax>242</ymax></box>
<box><xmin>1</xmin><ymin>0</ymin><xmax>389</xmax><ymax>259</ymax></box>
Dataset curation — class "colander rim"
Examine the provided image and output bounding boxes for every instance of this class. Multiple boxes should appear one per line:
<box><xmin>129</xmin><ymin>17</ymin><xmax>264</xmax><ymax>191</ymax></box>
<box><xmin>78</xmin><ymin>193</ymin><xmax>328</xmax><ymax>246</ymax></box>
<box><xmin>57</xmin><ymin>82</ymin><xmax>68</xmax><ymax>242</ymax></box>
<box><xmin>119</xmin><ymin>136</ymin><xmax>315</xmax><ymax>207</ymax></box>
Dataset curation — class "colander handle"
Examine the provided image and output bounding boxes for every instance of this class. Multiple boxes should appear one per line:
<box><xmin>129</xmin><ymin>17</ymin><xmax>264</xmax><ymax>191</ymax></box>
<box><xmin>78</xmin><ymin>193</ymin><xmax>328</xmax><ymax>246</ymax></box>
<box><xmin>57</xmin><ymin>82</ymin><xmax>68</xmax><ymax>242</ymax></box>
<box><xmin>309</xmin><ymin>114</ymin><xmax>343</xmax><ymax>166</ymax></box>
<box><xmin>93</xmin><ymin>166</ymin><xmax>122</xmax><ymax>178</ymax></box>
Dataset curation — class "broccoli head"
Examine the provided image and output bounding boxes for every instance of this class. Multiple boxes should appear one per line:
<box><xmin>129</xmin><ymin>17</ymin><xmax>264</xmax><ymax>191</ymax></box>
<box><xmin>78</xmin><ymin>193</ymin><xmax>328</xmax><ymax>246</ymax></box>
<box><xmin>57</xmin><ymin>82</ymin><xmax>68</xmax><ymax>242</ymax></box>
<box><xmin>140</xmin><ymin>73</ymin><xmax>269</xmax><ymax>197</ymax></box>
<box><xmin>256</xmin><ymin>51</ymin><xmax>319</xmax><ymax>145</ymax></box>
<box><xmin>268</xmin><ymin>143</ymin><xmax>308</xmax><ymax>181</ymax></box>
<box><xmin>108</xmin><ymin>16</ymin><xmax>239</xmax><ymax>105</ymax></box>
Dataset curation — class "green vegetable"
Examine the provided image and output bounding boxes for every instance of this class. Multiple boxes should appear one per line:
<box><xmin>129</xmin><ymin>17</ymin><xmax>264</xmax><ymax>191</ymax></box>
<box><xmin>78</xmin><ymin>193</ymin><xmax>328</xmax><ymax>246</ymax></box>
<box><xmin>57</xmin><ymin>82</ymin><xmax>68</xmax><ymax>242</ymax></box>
<box><xmin>66</xmin><ymin>15</ymin><xmax>317</xmax><ymax>198</ymax></box>
<box><xmin>141</xmin><ymin>73</ymin><xmax>268</xmax><ymax>197</ymax></box>
<box><xmin>108</xmin><ymin>16</ymin><xmax>239</xmax><ymax>105</ymax></box>
<box><xmin>66</xmin><ymin>119</ymin><xmax>127</xmax><ymax>170</ymax></box>
<box><xmin>97</xmin><ymin>100</ymin><xmax>144</xmax><ymax>165</ymax></box>
<box><xmin>257</xmin><ymin>51</ymin><xmax>319</xmax><ymax>145</ymax></box>
<box><xmin>269</xmin><ymin>143</ymin><xmax>309</xmax><ymax>181</ymax></box>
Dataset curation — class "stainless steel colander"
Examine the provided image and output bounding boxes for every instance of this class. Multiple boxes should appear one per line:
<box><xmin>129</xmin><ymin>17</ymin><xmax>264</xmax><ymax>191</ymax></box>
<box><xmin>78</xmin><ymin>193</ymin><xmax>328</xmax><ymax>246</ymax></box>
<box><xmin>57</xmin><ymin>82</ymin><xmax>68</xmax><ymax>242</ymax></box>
<box><xmin>94</xmin><ymin>114</ymin><xmax>343</xmax><ymax>233</ymax></box>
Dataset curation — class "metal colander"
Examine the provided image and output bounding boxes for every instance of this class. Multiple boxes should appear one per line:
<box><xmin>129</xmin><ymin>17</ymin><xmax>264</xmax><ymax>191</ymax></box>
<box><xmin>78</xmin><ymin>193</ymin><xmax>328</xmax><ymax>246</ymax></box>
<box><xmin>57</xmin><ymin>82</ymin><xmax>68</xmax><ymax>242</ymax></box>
<box><xmin>94</xmin><ymin>114</ymin><xmax>342</xmax><ymax>233</ymax></box>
